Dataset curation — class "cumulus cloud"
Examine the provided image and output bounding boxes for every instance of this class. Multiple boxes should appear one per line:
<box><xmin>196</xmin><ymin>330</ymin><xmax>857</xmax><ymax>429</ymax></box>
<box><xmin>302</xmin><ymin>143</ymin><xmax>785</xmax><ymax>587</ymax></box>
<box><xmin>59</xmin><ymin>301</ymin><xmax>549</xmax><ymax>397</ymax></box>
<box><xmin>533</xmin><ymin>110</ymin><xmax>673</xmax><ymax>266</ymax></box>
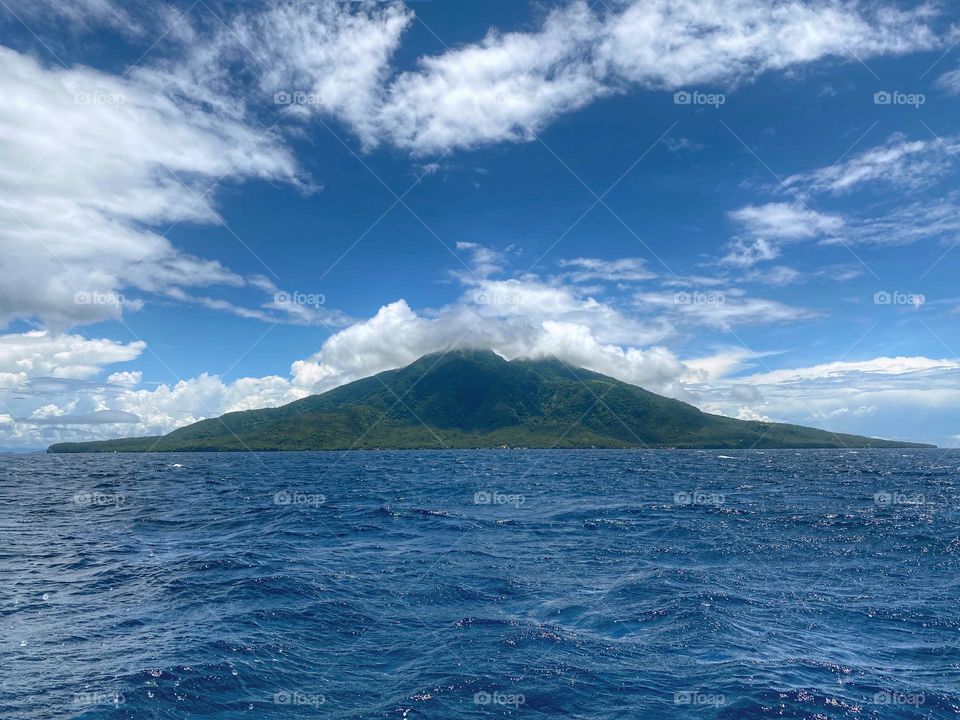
<box><xmin>722</xmin><ymin>202</ymin><xmax>845</xmax><ymax>266</ymax></box>
<box><xmin>691</xmin><ymin>356</ymin><xmax>960</xmax><ymax>446</ymax></box>
<box><xmin>0</xmin><ymin>45</ymin><xmax>300</xmax><ymax>330</ymax></box>
<box><xmin>0</xmin><ymin>331</ymin><xmax>144</xmax><ymax>386</ymax></box>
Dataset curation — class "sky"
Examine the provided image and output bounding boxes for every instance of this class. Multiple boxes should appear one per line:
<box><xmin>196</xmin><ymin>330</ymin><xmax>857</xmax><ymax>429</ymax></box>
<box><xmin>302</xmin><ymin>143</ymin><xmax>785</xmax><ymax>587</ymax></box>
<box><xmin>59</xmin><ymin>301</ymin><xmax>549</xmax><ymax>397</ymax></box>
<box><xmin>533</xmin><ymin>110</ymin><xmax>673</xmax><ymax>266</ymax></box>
<box><xmin>1</xmin><ymin>0</ymin><xmax>960</xmax><ymax>449</ymax></box>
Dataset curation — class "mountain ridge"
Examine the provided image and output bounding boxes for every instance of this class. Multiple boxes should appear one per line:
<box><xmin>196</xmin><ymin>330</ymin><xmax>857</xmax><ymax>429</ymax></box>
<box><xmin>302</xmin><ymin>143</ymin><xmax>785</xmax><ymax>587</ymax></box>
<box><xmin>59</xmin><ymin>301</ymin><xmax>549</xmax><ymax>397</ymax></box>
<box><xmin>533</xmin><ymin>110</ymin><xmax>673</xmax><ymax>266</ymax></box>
<box><xmin>47</xmin><ymin>349</ymin><xmax>934</xmax><ymax>452</ymax></box>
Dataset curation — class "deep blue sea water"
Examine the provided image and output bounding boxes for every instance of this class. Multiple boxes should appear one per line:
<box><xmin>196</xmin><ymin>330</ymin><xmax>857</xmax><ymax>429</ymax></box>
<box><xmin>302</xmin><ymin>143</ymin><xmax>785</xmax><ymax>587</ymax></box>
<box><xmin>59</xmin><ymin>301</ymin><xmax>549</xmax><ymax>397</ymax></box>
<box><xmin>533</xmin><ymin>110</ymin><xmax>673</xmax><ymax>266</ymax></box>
<box><xmin>1</xmin><ymin>449</ymin><xmax>959</xmax><ymax>719</ymax></box>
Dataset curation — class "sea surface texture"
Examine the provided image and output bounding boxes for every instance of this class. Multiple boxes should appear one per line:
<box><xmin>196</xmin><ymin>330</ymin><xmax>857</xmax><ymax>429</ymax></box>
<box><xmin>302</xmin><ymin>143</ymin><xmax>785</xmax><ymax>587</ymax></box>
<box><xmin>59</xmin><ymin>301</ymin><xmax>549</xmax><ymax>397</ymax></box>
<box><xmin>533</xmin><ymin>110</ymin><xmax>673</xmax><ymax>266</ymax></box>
<box><xmin>2</xmin><ymin>449</ymin><xmax>958</xmax><ymax>719</ymax></box>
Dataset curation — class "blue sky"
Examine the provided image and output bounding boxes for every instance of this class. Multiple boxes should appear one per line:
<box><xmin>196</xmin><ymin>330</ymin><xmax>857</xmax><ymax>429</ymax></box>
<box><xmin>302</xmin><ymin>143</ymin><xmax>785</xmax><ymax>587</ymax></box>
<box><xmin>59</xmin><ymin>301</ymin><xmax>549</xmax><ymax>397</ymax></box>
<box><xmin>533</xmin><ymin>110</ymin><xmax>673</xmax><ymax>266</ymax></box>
<box><xmin>1</xmin><ymin>0</ymin><xmax>959</xmax><ymax>448</ymax></box>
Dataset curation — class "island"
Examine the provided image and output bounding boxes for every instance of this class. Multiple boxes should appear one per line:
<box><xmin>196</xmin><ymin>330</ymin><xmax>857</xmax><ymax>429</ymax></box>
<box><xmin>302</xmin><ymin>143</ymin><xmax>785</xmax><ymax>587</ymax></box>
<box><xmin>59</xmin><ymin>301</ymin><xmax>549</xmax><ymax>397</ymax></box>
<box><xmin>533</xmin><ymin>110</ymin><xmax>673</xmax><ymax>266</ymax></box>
<box><xmin>48</xmin><ymin>350</ymin><xmax>934</xmax><ymax>452</ymax></box>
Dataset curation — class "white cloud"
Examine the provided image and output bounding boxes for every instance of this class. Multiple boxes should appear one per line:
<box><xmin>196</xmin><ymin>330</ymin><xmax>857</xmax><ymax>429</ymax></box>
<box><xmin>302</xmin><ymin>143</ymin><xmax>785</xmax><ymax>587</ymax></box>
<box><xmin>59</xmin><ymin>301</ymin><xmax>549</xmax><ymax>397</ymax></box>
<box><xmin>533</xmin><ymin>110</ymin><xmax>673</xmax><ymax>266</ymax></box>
<box><xmin>729</xmin><ymin>202</ymin><xmax>844</xmax><ymax>240</ymax></box>
<box><xmin>663</xmin><ymin>137</ymin><xmax>706</xmax><ymax>153</ymax></box>
<box><xmin>375</xmin><ymin>1</ymin><xmax>605</xmax><ymax>154</ymax></box>
<box><xmin>741</xmin><ymin>265</ymin><xmax>804</xmax><ymax>285</ymax></box>
<box><xmin>203</xmin><ymin>0</ymin><xmax>947</xmax><ymax>154</ymax></box>
<box><xmin>0</xmin><ymin>45</ymin><xmax>299</xmax><ymax>330</ymax></box>
<box><xmin>783</xmin><ymin>134</ymin><xmax>960</xmax><ymax>195</ymax></box>
<box><xmin>0</xmin><ymin>331</ymin><xmax>144</xmax><ymax>386</ymax></box>
<box><xmin>935</xmin><ymin>67</ymin><xmax>960</xmax><ymax>95</ymax></box>
<box><xmin>634</xmin><ymin>288</ymin><xmax>817</xmax><ymax>330</ymax></box>
<box><xmin>559</xmin><ymin>257</ymin><xmax>656</xmax><ymax>282</ymax></box>
<box><xmin>682</xmin><ymin>346</ymin><xmax>775</xmax><ymax>382</ymax></box>
<box><xmin>456</xmin><ymin>242</ymin><xmax>507</xmax><ymax>279</ymax></box>
<box><xmin>691</xmin><ymin>355</ymin><xmax>960</xmax><ymax>446</ymax></box>
<box><xmin>372</xmin><ymin>0</ymin><xmax>944</xmax><ymax>153</ymax></box>
<box><xmin>3</xmin><ymin>0</ymin><xmax>144</xmax><ymax>34</ymax></box>
<box><xmin>291</xmin><ymin>297</ymin><xmax>687</xmax><ymax>397</ymax></box>
<box><xmin>227</xmin><ymin>0</ymin><xmax>413</xmax><ymax>145</ymax></box>
<box><xmin>723</xmin><ymin>202</ymin><xmax>844</xmax><ymax>266</ymax></box>
<box><xmin>837</xmin><ymin>194</ymin><xmax>960</xmax><ymax>246</ymax></box>
<box><xmin>735</xmin><ymin>356</ymin><xmax>960</xmax><ymax>385</ymax></box>
<box><xmin>106</xmin><ymin>370</ymin><xmax>142</xmax><ymax>386</ymax></box>
<box><xmin>597</xmin><ymin>0</ymin><xmax>943</xmax><ymax>88</ymax></box>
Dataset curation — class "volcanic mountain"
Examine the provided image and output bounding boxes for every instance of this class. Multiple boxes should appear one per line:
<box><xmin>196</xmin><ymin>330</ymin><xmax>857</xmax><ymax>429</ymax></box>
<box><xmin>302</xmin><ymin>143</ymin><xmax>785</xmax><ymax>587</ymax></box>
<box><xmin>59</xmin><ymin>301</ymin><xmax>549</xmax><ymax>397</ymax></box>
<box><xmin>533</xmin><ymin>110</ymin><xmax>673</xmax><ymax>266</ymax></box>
<box><xmin>48</xmin><ymin>350</ymin><xmax>932</xmax><ymax>452</ymax></box>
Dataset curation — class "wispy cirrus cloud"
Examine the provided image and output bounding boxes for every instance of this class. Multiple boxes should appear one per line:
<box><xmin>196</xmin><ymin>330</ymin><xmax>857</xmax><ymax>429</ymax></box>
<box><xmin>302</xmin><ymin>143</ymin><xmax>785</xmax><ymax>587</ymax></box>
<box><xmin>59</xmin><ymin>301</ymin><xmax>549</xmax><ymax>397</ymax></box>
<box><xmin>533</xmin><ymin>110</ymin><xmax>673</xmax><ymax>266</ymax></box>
<box><xmin>559</xmin><ymin>257</ymin><xmax>656</xmax><ymax>283</ymax></box>
<box><xmin>783</xmin><ymin>133</ymin><xmax>960</xmax><ymax>195</ymax></box>
<box><xmin>634</xmin><ymin>288</ymin><xmax>818</xmax><ymax>330</ymax></box>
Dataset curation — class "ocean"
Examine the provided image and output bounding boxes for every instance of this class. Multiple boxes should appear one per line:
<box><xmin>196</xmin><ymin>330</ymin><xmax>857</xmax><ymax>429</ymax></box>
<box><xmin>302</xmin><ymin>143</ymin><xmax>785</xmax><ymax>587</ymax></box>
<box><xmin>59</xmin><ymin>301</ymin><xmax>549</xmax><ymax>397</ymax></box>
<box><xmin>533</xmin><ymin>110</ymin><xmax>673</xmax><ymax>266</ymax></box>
<box><xmin>2</xmin><ymin>449</ymin><xmax>958</xmax><ymax>718</ymax></box>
